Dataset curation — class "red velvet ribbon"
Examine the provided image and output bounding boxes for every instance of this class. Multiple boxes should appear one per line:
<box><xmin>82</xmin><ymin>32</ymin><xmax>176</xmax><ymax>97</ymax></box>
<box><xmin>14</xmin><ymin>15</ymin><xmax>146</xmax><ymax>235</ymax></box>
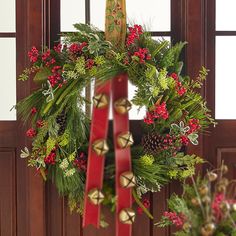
<box><xmin>83</xmin><ymin>73</ymin><xmax>133</xmax><ymax>236</ymax></box>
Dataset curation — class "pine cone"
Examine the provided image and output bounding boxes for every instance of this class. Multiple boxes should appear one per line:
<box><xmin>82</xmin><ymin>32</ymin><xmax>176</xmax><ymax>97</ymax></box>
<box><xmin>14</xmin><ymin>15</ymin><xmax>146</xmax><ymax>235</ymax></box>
<box><xmin>142</xmin><ymin>133</ymin><xmax>162</xmax><ymax>154</ymax></box>
<box><xmin>56</xmin><ymin>110</ymin><xmax>67</xmax><ymax>135</ymax></box>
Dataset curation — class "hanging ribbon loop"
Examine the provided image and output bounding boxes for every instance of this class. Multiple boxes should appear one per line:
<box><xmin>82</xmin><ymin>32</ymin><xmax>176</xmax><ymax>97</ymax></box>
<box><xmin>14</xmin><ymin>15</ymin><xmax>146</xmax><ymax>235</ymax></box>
<box><xmin>83</xmin><ymin>1</ymin><xmax>134</xmax><ymax>235</ymax></box>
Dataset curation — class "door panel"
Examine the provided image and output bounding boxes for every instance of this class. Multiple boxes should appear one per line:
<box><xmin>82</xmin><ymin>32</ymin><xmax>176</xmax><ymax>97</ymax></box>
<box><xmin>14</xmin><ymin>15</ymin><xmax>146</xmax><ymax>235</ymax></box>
<box><xmin>0</xmin><ymin>149</ymin><xmax>16</xmax><ymax>236</ymax></box>
<box><xmin>0</xmin><ymin>0</ymin><xmax>217</xmax><ymax>236</ymax></box>
<box><xmin>205</xmin><ymin>0</ymin><xmax>236</xmax><ymax>181</ymax></box>
<box><xmin>0</xmin><ymin>0</ymin><xmax>46</xmax><ymax>235</ymax></box>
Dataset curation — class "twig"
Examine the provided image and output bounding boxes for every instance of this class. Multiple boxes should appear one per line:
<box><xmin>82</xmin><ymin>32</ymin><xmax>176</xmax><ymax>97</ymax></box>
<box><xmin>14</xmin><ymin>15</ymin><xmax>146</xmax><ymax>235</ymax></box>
<box><xmin>191</xmin><ymin>176</ymin><xmax>206</xmax><ymax>218</ymax></box>
<box><xmin>132</xmin><ymin>189</ymin><xmax>154</xmax><ymax>220</ymax></box>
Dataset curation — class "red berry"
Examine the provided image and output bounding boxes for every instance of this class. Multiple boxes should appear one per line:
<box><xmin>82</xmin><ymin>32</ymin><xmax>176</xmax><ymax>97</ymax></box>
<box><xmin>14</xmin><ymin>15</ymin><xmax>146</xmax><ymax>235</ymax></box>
<box><xmin>26</xmin><ymin>128</ymin><xmax>37</xmax><ymax>138</ymax></box>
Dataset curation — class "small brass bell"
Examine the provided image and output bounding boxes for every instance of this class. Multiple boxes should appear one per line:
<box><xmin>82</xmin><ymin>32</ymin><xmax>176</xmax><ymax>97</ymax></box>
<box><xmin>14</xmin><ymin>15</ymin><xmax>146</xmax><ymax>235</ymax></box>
<box><xmin>220</xmin><ymin>201</ymin><xmax>230</xmax><ymax>213</ymax></box>
<box><xmin>182</xmin><ymin>222</ymin><xmax>191</xmax><ymax>231</ymax></box>
<box><xmin>216</xmin><ymin>184</ymin><xmax>226</xmax><ymax>193</ymax></box>
<box><xmin>93</xmin><ymin>93</ymin><xmax>109</xmax><ymax>109</ymax></box>
<box><xmin>117</xmin><ymin>132</ymin><xmax>134</xmax><ymax>148</ymax></box>
<box><xmin>201</xmin><ymin>223</ymin><xmax>216</xmax><ymax>236</ymax></box>
<box><xmin>120</xmin><ymin>171</ymin><xmax>136</xmax><ymax>188</ymax></box>
<box><xmin>119</xmin><ymin>208</ymin><xmax>136</xmax><ymax>224</ymax></box>
<box><xmin>202</xmin><ymin>196</ymin><xmax>211</xmax><ymax>204</ymax></box>
<box><xmin>219</xmin><ymin>177</ymin><xmax>229</xmax><ymax>187</ymax></box>
<box><xmin>114</xmin><ymin>98</ymin><xmax>132</xmax><ymax>114</ymax></box>
<box><xmin>92</xmin><ymin>139</ymin><xmax>109</xmax><ymax>156</ymax></box>
<box><xmin>191</xmin><ymin>198</ymin><xmax>200</xmax><ymax>206</ymax></box>
<box><xmin>207</xmin><ymin>172</ymin><xmax>218</xmax><ymax>182</ymax></box>
<box><xmin>232</xmin><ymin>203</ymin><xmax>236</xmax><ymax>211</ymax></box>
<box><xmin>199</xmin><ymin>185</ymin><xmax>209</xmax><ymax>196</ymax></box>
<box><xmin>88</xmin><ymin>188</ymin><xmax>105</xmax><ymax>205</ymax></box>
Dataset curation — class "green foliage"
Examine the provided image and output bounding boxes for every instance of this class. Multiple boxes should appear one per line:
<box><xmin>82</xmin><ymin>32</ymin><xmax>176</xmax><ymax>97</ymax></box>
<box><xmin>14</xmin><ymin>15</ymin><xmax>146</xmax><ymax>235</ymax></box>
<box><xmin>159</xmin><ymin>41</ymin><xmax>186</xmax><ymax>72</ymax></box>
<box><xmin>133</xmin><ymin>158</ymin><xmax>170</xmax><ymax>187</ymax></box>
<box><xmin>48</xmin><ymin>162</ymin><xmax>85</xmax><ymax>199</ymax></box>
<box><xmin>16</xmin><ymin>89</ymin><xmax>43</xmax><ymax>124</ymax></box>
<box><xmin>58</xmin><ymin>130</ymin><xmax>70</xmax><ymax>147</ymax></box>
<box><xmin>33</xmin><ymin>67</ymin><xmax>51</xmax><ymax>84</ymax></box>
<box><xmin>168</xmin><ymin>194</ymin><xmax>189</xmax><ymax>215</ymax></box>
<box><xmin>167</xmin><ymin>153</ymin><xmax>204</xmax><ymax>180</ymax></box>
<box><xmin>75</xmin><ymin>57</ymin><xmax>86</xmax><ymax>75</ymax></box>
<box><xmin>139</xmin><ymin>154</ymin><xmax>155</xmax><ymax>166</ymax></box>
<box><xmin>46</xmin><ymin>137</ymin><xmax>56</xmax><ymax>155</ymax></box>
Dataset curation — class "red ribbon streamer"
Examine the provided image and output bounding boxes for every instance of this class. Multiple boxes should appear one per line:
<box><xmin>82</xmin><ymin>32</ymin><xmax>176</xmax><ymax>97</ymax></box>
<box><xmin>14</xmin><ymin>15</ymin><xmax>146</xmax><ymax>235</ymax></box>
<box><xmin>83</xmin><ymin>73</ymin><xmax>133</xmax><ymax>236</ymax></box>
<box><xmin>112</xmin><ymin>73</ymin><xmax>132</xmax><ymax>236</ymax></box>
<box><xmin>83</xmin><ymin>80</ymin><xmax>111</xmax><ymax>227</ymax></box>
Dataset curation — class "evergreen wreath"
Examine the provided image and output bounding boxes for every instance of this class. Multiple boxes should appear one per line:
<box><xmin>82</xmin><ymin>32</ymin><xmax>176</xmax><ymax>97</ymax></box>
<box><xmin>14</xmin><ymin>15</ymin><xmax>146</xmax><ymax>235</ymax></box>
<box><xmin>16</xmin><ymin>23</ymin><xmax>215</xmax><ymax>223</ymax></box>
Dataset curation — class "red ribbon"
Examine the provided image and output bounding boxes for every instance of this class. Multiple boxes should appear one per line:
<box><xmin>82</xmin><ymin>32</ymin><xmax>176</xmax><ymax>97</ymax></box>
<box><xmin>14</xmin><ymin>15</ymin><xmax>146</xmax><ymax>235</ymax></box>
<box><xmin>83</xmin><ymin>73</ymin><xmax>133</xmax><ymax>236</ymax></box>
<box><xmin>83</xmin><ymin>80</ymin><xmax>111</xmax><ymax>227</ymax></box>
<box><xmin>112</xmin><ymin>73</ymin><xmax>132</xmax><ymax>235</ymax></box>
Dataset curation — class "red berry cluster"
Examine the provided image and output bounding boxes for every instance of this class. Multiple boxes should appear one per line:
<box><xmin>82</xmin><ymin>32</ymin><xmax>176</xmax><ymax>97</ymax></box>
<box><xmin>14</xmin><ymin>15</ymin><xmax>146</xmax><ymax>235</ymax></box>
<box><xmin>133</xmin><ymin>48</ymin><xmax>151</xmax><ymax>64</ymax></box>
<box><xmin>144</xmin><ymin>102</ymin><xmax>169</xmax><ymax>125</ymax></box>
<box><xmin>44</xmin><ymin>150</ymin><xmax>56</xmax><ymax>165</ymax></box>
<box><xmin>170</xmin><ymin>73</ymin><xmax>187</xmax><ymax>96</ymax></box>
<box><xmin>48</xmin><ymin>65</ymin><xmax>63</xmax><ymax>87</ymax></box>
<box><xmin>69</xmin><ymin>42</ymin><xmax>87</xmax><ymax>54</ymax></box>
<box><xmin>180</xmin><ymin>135</ymin><xmax>190</xmax><ymax>146</ymax></box>
<box><xmin>74</xmin><ymin>152</ymin><xmax>87</xmax><ymax>172</ymax></box>
<box><xmin>163</xmin><ymin>211</ymin><xmax>185</xmax><ymax>227</ymax></box>
<box><xmin>86</xmin><ymin>59</ymin><xmax>95</xmax><ymax>69</ymax></box>
<box><xmin>137</xmin><ymin>199</ymin><xmax>150</xmax><ymax>215</ymax></box>
<box><xmin>41</xmin><ymin>49</ymin><xmax>56</xmax><ymax>67</ymax></box>
<box><xmin>31</xmin><ymin>107</ymin><xmax>37</xmax><ymax>115</ymax></box>
<box><xmin>26</xmin><ymin>107</ymin><xmax>46</xmax><ymax>137</ymax></box>
<box><xmin>53</xmin><ymin>43</ymin><xmax>62</xmax><ymax>53</ymax></box>
<box><xmin>36</xmin><ymin>120</ymin><xmax>44</xmax><ymax>128</ymax></box>
<box><xmin>212</xmin><ymin>193</ymin><xmax>224</xmax><ymax>221</ymax></box>
<box><xmin>28</xmin><ymin>46</ymin><xmax>39</xmax><ymax>63</ymax></box>
<box><xmin>126</xmin><ymin>24</ymin><xmax>143</xmax><ymax>46</ymax></box>
<box><xmin>159</xmin><ymin>134</ymin><xmax>176</xmax><ymax>151</ymax></box>
<box><xmin>188</xmin><ymin>118</ymin><xmax>201</xmax><ymax>133</ymax></box>
<box><xmin>26</xmin><ymin>128</ymin><xmax>37</xmax><ymax>138</ymax></box>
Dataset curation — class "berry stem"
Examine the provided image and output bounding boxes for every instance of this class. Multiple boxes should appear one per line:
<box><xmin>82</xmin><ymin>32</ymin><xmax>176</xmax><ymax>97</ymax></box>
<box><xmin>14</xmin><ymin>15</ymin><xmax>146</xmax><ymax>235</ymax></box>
<box><xmin>132</xmin><ymin>189</ymin><xmax>154</xmax><ymax>220</ymax></box>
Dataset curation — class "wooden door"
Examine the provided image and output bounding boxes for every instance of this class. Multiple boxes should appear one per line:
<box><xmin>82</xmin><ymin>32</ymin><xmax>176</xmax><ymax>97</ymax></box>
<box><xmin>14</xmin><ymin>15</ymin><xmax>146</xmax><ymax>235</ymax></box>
<box><xmin>0</xmin><ymin>0</ymin><xmax>214</xmax><ymax>236</ymax></box>
<box><xmin>205</xmin><ymin>0</ymin><xmax>236</xmax><ymax>179</ymax></box>
<box><xmin>0</xmin><ymin>0</ymin><xmax>46</xmax><ymax>235</ymax></box>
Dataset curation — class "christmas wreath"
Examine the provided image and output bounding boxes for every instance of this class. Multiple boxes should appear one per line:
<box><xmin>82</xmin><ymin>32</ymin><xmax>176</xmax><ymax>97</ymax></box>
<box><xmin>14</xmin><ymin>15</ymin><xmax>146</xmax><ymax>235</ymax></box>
<box><xmin>16</xmin><ymin>1</ymin><xmax>215</xmax><ymax>232</ymax></box>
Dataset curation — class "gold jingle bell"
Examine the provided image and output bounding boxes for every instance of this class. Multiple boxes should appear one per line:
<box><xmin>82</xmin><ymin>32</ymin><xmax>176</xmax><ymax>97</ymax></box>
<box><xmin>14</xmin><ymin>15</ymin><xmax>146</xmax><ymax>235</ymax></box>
<box><xmin>207</xmin><ymin>172</ymin><xmax>218</xmax><ymax>182</ymax></box>
<box><xmin>191</xmin><ymin>198</ymin><xmax>200</xmax><ymax>206</ymax></box>
<box><xmin>120</xmin><ymin>171</ymin><xmax>136</xmax><ymax>188</ymax></box>
<box><xmin>232</xmin><ymin>203</ymin><xmax>236</xmax><ymax>212</ymax></box>
<box><xmin>199</xmin><ymin>185</ymin><xmax>209</xmax><ymax>196</ymax></box>
<box><xmin>220</xmin><ymin>201</ymin><xmax>230</xmax><ymax>213</ymax></box>
<box><xmin>119</xmin><ymin>208</ymin><xmax>136</xmax><ymax>224</ymax></box>
<box><xmin>201</xmin><ymin>223</ymin><xmax>216</xmax><ymax>236</ymax></box>
<box><xmin>93</xmin><ymin>93</ymin><xmax>109</xmax><ymax>109</ymax></box>
<box><xmin>216</xmin><ymin>184</ymin><xmax>226</xmax><ymax>193</ymax></box>
<box><xmin>117</xmin><ymin>132</ymin><xmax>134</xmax><ymax>148</ymax></box>
<box><xmin>114</xmin><ymin>98</ymin><xmax>132</xmax><ymax>114</ymax></box>
<box><xmin>219</xmin><ymin>177</ymin><xmax>229</xmax><ymax>187</ymax></box>
<box><xmin>183</xmin><ymin>222</ymin><xmax>191</xmax><ymax>232</ymax></box>
<box><xmin>202</xmin><ymin>196</ymin><xmax>211</xmax><ymax>204</ymax></box>
<box><xmin>88</xmin><ymin>188</ymin><xmax>105</xmax><ymax>205</ymax></box>
<box><xmin>92</xmin><ymin>139</ymin><xmax>109</xmax><ymax>156</ymax></box>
